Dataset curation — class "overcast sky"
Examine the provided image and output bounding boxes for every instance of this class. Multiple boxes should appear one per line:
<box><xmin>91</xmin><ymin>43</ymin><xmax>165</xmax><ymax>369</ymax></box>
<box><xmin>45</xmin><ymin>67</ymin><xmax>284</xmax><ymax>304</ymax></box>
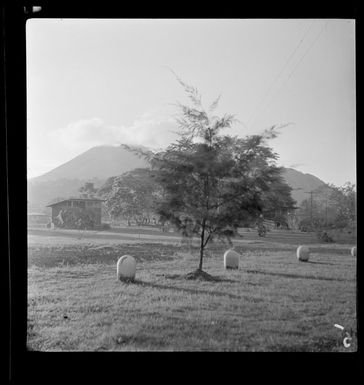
<box><xmin>26</xmin><ymin>18</ymin><xmax>356</xmax><ymax>186</ymax></box>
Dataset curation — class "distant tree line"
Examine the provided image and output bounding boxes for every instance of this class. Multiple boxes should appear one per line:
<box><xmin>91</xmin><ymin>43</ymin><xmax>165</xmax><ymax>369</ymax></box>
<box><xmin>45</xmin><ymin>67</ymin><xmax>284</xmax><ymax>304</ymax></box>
<box><xmin>296</xmin><ymin>182</ymin><xmax>356</xmax><ymax>231</ymax></box>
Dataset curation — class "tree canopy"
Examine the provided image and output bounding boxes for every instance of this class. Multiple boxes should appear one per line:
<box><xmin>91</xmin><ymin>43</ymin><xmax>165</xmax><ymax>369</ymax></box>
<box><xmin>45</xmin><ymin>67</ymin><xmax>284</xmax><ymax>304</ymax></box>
<box><xmin>260</xmin><ymin>179</ymin><xmax>296</xmax><ymax>227</ymax></box>
<box><xmin>101</xmin><ymin>168</ymin><xmax>160</xmax><ymax>224</ymax></box>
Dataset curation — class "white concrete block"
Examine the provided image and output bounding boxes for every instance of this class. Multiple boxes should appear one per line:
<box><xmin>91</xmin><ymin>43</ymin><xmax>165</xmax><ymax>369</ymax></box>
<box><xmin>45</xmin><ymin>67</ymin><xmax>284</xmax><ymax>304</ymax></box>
<box><xmin>224</xmin><ymin>249</ymin><xmax>240</xmax><ymax>269</ymax></box>
<box><xmin>117</xmin><ymin>255</ymin><xmax>136</xmax><ymax>282</ymax></box>
<box><xmin>297</xmin><ymin>245</ymin><xmax>310</xmax><ymax>262</ymax></box>
<box><xmin>351</xmin><ymin>246</ymin><xmax>357</xmax><ymax>257</ymax></box>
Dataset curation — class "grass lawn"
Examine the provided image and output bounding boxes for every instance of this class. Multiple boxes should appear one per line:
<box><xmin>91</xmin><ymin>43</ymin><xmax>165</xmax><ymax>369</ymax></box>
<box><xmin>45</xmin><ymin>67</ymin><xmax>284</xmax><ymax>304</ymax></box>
<box><xmin>27</xmin><ymin>238</ymin><xmax>357</xmax><ymax>351</ymax></box>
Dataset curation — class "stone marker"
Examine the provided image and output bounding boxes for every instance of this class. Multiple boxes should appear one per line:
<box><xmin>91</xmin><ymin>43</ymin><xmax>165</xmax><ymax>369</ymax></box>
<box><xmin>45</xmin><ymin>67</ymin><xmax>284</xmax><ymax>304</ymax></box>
<box><xmin>117</xmin><ymin>255</ymin><xmax>136</xmax><ymax>282</ymax></box>
<box><xmin>297</xmin><ymin>245</ymin><xmax>310</xmax><ymax>262</ymax></box>
<box><xmin>224</xmin><ymin>249</ymin><xmax>240</xmax><ymax>269</ymax></box>
<box><xmin>351</xmin><ymin>246</ymin><xmax>357</xmax><ymax>257</ymax></box>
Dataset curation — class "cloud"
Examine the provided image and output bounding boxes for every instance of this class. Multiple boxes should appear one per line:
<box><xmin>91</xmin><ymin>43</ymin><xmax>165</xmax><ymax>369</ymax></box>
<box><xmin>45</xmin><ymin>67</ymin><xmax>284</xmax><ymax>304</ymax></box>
<box><xmin>49</xmin><ymin>113</ymin><xmax>179</xmax><ymax>154</ymax></box>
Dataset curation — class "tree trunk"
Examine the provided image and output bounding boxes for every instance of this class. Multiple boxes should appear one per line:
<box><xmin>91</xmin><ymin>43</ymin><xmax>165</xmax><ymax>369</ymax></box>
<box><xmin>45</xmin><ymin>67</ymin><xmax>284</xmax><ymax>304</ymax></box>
<box><xmin>198</xmin><ymin>219</ymin><xmax>206</xmax><ymax>271</ymax></box>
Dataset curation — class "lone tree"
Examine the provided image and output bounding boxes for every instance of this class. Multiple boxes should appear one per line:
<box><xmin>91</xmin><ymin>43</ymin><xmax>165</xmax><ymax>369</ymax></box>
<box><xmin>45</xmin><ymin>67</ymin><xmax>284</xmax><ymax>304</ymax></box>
<box><xmin>144</xmin><ymin>77</ymin><xmax>293</xmax><ymax>277</ymax></box>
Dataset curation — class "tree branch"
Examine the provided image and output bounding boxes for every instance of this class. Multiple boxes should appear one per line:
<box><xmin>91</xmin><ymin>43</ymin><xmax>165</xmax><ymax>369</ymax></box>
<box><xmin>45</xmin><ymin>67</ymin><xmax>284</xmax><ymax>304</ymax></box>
<box><xmin>203</xmin><ymin>232</ymin><xmax>211</xmax><ymax>248</ymax></box>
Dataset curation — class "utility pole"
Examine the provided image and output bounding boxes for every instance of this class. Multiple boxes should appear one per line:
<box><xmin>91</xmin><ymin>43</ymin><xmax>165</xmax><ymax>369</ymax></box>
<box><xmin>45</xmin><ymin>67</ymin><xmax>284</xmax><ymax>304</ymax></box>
<box><xmin>287</xmin><ymin>187</ymin><xmax>302</xmax><ymax>230</ymax></box>
<box><xmin>304</xmin><ymin>190</ymin><xmax>318</xmax><ymax>228</ymax></box>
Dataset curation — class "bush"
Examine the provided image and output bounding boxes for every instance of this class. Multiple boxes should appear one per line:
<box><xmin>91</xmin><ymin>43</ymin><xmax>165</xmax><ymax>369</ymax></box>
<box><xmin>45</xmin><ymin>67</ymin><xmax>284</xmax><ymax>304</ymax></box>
<box><xmin>316</xmin><ymin>230</ymin><xmax>334</xmax><ymax>243</ymax></box>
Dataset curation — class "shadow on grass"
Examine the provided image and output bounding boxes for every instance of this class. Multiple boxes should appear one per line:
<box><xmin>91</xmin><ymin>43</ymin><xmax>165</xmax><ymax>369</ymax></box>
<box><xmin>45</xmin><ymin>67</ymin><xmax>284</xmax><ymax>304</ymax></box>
<box><xmin>132</xmin><ymin>279</ymin><xmax>246</xmax><ymax>300</ymax></box>
<box><xmin>246</xmin><ymin>269</ymin><xmax>353</xmax><ymax>282</ymax></box>
<box><xmin>309</xmin><ymin>247</ymin><xmax>353</xmax><ymax>256</ymax></box>
<box><xmin>304</xmin><ymin>260</ymin><xmax>336</xmax><ymax>266</ymax></box>
<box><xmin>157</xmin><ymin>273</ymin><xmax>238</xmax><ymax>283</ymax></box>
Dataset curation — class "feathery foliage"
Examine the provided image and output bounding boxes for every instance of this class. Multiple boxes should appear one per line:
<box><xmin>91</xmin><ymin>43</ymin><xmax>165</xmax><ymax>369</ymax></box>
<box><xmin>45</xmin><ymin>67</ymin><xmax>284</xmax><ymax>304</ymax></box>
<box><xmin>147</xmin><ymin>77</ymin><xmax>292</xmax><ymax>271</ymax></box>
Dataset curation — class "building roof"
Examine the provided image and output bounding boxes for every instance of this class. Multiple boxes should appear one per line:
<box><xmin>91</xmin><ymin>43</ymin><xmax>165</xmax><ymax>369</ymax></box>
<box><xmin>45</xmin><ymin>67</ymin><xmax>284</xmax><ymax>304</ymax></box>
<box><xmin>46</xmin><ymin>198</ymin><xmax>105</xmax><ymax>207</ymax></box>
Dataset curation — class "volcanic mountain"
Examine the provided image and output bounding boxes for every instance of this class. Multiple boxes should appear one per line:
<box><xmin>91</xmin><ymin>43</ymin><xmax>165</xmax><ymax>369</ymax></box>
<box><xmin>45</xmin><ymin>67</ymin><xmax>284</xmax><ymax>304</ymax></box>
<box><xmin>31</xmin><ymin>145</ymin><xmax>149</xmax><ymax>182</ymax></box>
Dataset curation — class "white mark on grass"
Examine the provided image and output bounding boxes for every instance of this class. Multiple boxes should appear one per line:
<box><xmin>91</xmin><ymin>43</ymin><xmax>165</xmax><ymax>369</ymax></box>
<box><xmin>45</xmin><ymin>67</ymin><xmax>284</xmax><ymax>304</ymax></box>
<box><xmin>334</xmin><ymin>324</ymin><xmax>354</xmax><ymax>348</ymax></box>
<box><xmin>334</xmin><ymin>324</ymin><xmax>344</xmax><ymax>331</ymax></box>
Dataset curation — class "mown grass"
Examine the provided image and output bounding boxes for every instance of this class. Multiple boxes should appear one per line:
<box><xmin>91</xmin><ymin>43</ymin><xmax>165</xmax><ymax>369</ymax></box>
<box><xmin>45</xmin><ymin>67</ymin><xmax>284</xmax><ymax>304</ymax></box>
<box><xmin>27</xmin><ymin>240</ymin><xmax>357</xmax><ymax>351</ymax></box>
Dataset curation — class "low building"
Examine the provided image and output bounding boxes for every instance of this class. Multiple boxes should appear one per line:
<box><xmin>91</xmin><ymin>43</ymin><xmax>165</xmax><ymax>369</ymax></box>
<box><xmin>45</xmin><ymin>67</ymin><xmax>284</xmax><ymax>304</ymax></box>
<box><xmin>46</xmin><ymin>198</ymin><xmax>104</xmax><ymax>229</ymax></box>
<box><xmin>28</xmin><ymin>212</ymin><xmax>52</xmax><ymax>227</ymax></box>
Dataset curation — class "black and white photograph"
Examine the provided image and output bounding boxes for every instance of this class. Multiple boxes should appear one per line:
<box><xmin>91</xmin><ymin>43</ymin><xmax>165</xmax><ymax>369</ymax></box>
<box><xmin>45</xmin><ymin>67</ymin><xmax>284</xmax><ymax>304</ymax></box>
<box><xmin>25</xmin><ymin>17</ymin><xmax>356</xmax><ymax>352</ymax></box>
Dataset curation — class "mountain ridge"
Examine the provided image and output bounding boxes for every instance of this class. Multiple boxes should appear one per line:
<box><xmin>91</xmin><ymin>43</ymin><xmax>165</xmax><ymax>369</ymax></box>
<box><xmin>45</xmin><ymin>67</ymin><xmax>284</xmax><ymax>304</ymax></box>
<box><xmin>30</xmin><ymin>145</ymin><xmax>149</xmax><ymax>183</ymax></box>
<box><xmin>28</xmin><ymin>145</ymin><xmax>328</xmax><ymax>211</ymax></box>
